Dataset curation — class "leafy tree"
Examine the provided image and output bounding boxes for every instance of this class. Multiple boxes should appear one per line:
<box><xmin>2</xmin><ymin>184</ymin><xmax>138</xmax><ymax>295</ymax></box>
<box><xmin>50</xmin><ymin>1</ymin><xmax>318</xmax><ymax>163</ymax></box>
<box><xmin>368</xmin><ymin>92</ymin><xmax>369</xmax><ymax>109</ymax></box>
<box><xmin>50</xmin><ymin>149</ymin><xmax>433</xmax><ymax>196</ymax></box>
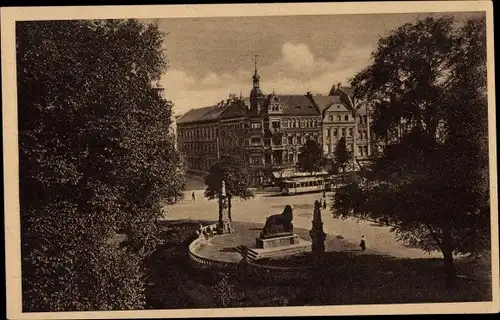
<box><xmin>333</xmin><ymin>137</ymin><xmax>351</xmax><ymax>174</ymax></box>
<box><xmin>296</xmin><ymin>139</ymin><xmax>326</xmax><ymax>174</ymax></box>
<box><xmin>204</xmin><ymin>154</ymin><xmax>254</xmax><ymax>224</ymax></box>
<box><xmin>18</xmin><ymin>19</ymin><xmax>185</xmax><ymax>311</ymax></box>
<box><xmin>333</xmin><ymin>16</ymin><xmax>489</xmax><ymax>287</ymax></box>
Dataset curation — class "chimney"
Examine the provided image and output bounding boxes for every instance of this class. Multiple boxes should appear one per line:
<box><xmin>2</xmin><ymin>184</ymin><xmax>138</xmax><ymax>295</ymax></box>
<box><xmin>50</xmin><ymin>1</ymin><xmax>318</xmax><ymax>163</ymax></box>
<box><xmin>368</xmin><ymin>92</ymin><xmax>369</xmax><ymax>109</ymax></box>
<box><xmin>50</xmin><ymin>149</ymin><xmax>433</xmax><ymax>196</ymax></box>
<box><xmin>306</xmin><ymin>91</ymin><xmax>311</xmax><ymax>96</ymax></box>
<box><xmin>337</xmin><ymin>83</ymin><xmax>341</xmax><ymax>90</ymax></box>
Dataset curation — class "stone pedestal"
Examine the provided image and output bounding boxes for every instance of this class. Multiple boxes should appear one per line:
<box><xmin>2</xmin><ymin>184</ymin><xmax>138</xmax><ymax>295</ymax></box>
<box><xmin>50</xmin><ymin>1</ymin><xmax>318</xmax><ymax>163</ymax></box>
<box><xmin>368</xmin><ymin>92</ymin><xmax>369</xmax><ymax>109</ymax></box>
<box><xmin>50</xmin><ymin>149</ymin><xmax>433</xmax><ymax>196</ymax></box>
<box><xmin>247</xmin><ymin>234</ymin><xmax>311</xmax><ymax>261</ymax></box>
<box><xmin>256</xmin><ymin>233</ymin><xmax>299</xmax><ymax>249</ymax></box>
<box><xmin>310</xmin><ymin>200</ymin><xmax>326</xmax><ymax>256</ymax></box>
<box><xmin>220</xmin><ymin>220</ymin><xmax>233</xmax><ymax>234</ymax></box>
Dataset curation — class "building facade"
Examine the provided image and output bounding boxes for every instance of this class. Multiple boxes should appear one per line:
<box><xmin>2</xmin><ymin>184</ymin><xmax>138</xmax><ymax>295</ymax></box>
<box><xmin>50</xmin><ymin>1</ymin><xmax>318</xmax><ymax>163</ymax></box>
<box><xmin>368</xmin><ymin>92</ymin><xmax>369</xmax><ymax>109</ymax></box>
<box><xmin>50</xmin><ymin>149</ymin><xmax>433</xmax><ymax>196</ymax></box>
<box><xmin>176</xmin><ymin>60</ymin><xmax>374</xmax><ymax>185</ymax></box>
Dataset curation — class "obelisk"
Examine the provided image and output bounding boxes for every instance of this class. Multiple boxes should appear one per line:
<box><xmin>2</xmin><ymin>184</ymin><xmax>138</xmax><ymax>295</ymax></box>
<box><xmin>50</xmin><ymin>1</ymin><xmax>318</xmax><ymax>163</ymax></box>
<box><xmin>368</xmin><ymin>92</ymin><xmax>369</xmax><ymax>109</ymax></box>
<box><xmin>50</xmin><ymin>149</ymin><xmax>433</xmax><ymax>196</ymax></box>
<box><xmin>219</xmin><ymin>180</ymin><xmax>233</xmax><ymax>234</ymax></box>
<box><xmin>310</xmin><ymin>200</ymin><xmax>326</xmax><ymax>255</ymax></box>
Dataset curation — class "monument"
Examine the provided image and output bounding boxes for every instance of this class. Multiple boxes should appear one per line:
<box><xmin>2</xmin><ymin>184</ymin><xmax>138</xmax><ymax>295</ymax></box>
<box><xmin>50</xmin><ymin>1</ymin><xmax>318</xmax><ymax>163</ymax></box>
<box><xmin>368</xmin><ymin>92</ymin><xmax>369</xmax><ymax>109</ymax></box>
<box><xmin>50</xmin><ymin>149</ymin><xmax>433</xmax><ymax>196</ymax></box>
<box><xmin>245</xmin><ymin>205</ymin><xmax>312</xmax><ymax>261</ymax></box>
<box><xmin>217</xmin><ymin>180</ymin><xmax>234</xmax><ymax>235</ymax></box>
<box><xmin>309</xmin><ymin>200</ymin><xmax>326</xmax><ymax>255</ymax></box>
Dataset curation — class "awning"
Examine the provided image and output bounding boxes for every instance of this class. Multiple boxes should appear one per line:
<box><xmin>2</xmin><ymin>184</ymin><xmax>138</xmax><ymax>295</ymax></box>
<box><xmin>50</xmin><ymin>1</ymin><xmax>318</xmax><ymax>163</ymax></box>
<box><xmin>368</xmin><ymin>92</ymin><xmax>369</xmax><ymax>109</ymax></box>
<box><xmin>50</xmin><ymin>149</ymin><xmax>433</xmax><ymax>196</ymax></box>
<box><xmin>271</xmin><ymin>169</ymin><xmax>329</xmax><ymax>179</ymax></box>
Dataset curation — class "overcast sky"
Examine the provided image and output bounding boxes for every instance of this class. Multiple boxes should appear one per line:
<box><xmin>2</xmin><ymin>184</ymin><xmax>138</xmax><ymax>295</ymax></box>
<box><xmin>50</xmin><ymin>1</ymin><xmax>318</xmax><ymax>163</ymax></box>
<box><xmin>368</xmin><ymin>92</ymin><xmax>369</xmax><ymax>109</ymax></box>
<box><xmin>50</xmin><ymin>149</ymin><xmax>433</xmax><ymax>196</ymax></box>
<box><xmin>149</xmin><ymin>11</ymin><xmax>484</xmax><ymax>116</ymax></box>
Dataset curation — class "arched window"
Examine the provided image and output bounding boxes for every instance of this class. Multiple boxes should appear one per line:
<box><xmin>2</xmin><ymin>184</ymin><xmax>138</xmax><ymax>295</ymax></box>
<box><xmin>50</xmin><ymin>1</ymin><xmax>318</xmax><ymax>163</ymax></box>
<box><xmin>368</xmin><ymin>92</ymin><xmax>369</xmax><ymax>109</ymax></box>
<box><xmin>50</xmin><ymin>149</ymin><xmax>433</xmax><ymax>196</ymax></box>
<box><xmin>345</xmin><ymin>115</ymin><xmax>349</xmax><ymax>121</ymax></box>
<box><xmin>328</xmin><ymin>115</ymin><xmax>333</xmax><ymax>122</ymax></box>
<box><xmin>337</xmin><ymin>115</ymin><xmax>341</xmax><ymax>122</ymax></box>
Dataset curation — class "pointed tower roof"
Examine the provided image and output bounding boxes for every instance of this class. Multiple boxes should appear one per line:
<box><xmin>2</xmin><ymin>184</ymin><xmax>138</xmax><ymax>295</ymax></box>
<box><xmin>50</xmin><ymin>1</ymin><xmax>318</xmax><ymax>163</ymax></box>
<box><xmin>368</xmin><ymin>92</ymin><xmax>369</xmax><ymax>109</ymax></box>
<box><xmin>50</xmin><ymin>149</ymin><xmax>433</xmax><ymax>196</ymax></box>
<box><xmin>252</xmin><ymin>54</ymin><xmax>260</xmax><ymax>81</ymax></box>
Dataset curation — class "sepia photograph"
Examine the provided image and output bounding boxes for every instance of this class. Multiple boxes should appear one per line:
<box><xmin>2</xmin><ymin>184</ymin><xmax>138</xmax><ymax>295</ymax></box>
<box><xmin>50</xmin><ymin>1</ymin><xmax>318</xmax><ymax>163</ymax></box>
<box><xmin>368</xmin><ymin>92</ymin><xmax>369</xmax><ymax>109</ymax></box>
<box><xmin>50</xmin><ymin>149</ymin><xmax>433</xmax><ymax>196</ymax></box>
<box><xmin>2</xmin><ymin>1</ymin><xmax>498</xmax><ymax>319</ymax></box>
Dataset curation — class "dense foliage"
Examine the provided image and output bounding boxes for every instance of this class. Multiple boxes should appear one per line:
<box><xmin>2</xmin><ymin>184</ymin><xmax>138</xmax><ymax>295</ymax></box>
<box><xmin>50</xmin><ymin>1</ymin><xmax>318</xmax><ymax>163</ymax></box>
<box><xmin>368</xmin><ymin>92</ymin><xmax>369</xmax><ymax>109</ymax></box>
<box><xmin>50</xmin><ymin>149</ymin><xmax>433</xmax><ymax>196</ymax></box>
<box><xmin>204</xmin><ymin>154</ymin><xmax>254</xmax><ymax>223</ymax></box>
<box><xmin>18</xmin><ymin>19</ymin><xmax>185</xmax><ymax>311</ymax></box>
<box><xmin>333</xmin><ymin>16</ymin><xmax>490</xmax><ymax>287</ymax></box>
<box><xmin>296</xmin><ymin>139</ymin><xmax>326</xmax><ymax>174</ymax></box>
<box><xmin>333</xmin><ymin>137</ymin><xmax>351</xmax><ymax>173</ymax></box>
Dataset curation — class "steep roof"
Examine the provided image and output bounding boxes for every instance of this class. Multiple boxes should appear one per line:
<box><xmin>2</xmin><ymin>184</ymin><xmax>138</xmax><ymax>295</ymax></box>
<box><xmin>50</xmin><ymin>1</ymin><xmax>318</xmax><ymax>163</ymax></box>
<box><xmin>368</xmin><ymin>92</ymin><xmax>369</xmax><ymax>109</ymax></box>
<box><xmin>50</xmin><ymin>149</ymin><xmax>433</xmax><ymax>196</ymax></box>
<box><xmin>339</xmin><ymin>86</ymin><xmax>353</xmax><ymax>97</ymax></box>
<box><xmin>177</xmin><ymin>104</ymin><xmax>228</xmax><ymax>124</ymax></box>
<box><xmin>269</xmin><ymin>94</ymin><xmax>320</xmax><ymax>116</ymax></box>
<box><xmin>310</xmin><ymin>95</ymin><xmax>343</xmax><ymax>112</ymax></box>
<box><xmin>329</xmin><ymin>85</ymin><xmax>354</xmax><ymax>98</ymax></box>
<box><xmin>221</xmin><ymin>101</ymin><xmax>247</xmax><ymax>119</ymax></box>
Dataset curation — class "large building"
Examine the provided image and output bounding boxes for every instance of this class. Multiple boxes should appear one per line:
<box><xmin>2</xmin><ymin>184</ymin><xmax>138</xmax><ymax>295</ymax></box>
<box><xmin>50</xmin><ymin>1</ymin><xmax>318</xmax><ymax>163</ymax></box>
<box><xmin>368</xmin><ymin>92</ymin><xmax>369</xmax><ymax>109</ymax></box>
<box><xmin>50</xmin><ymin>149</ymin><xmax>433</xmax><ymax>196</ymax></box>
<box><xmin>176</xmin><ymin>60</ymin><xmax>374</xmax><ymax>185</ymax></box>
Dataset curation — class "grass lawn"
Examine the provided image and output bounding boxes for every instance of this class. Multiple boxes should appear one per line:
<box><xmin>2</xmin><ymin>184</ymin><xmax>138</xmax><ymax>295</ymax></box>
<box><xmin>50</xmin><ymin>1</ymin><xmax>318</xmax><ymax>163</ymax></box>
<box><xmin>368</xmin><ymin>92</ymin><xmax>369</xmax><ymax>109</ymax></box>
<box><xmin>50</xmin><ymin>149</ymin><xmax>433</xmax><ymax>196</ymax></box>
<box><xmin>144</xmin><ymin>220</ymin><xmax>492</xmax><ymax>309</ymax></box>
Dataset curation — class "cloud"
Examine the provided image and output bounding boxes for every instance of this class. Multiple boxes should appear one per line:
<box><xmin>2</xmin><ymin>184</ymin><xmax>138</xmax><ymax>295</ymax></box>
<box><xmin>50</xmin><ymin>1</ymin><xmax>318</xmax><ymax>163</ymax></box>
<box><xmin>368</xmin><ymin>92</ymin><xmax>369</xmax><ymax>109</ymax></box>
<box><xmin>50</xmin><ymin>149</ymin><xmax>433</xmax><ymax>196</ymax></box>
<box><xmin>280</xmin><ymin>43</ymin><xmax>315</xmax><ymax>71</ymax></box>
<box><xmin>162</xmin><ymin>42</ymin><xmax>373</xmax><ymax>116</ymax></box>
<box><xmin>159</xmin><ymin>68</ymin><xmax>196</xmax><ymax>92</ymax></box>
<box><xmin>201</xmin><ymin>72</ymin><xmax>221</xmax><ymax>86</ymax></box>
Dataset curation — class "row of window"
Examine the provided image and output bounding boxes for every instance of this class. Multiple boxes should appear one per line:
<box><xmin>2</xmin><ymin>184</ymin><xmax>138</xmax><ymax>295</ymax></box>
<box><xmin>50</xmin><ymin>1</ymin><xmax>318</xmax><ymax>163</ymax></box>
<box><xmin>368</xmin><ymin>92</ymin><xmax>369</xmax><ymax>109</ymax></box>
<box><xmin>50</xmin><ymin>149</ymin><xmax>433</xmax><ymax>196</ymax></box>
<box><xmin>325</xmin><ymin>127</ymin><xmax>370</xmax><ymax>139</ymax></box>
<box><xmin>250</xmin><ymin>134</ymin><xmax>320</xmax><ymax>146</ymax></box>
<box><xmin>179</xmin><ymin>116</ymin><xmax>369</xmax><ymax>141</ymax></box>
<box><xmin>326</xmin><ymin>127</ymin><xmax>352</xmax><ymax>138</ymax></box>
<box><xmin>286</xmin><ymin>119</ymin><xmax>319</xmax><ymax>129</ymax></box>
<box><xmin>178</xmin><ymin>126</ymin><xmax>220</xmax><ymax>140</ymax></box>
<box><xmin>249</xmin><ymin>153</ymin><xmax>298</xmax><ymax>165</ymax></box>
<box><xmin>325</xmin><ymin>114</ymin><xmax>369</xmax><ymax>123</ymax></box>
<box><xmin>325</xmin><ymin>144</ymin><xmax>369</xmax><ymax>157</ymax></box>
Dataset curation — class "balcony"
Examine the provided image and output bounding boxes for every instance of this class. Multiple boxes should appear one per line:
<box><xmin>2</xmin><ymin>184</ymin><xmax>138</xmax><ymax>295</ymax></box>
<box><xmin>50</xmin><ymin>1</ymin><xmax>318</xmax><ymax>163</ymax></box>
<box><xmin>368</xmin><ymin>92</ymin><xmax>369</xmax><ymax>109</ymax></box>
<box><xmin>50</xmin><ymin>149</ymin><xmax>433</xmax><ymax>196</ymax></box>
<box><xmin>248</xmin><ymin>144</ymin><xmax>264</xmax><ymax>150</ymax></box>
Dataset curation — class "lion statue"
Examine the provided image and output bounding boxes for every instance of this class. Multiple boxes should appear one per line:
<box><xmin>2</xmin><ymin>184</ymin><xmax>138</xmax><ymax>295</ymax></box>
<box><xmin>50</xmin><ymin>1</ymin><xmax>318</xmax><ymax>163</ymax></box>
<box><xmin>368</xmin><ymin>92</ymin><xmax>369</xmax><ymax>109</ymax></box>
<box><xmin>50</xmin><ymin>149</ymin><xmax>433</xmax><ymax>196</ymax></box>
<box><xmin>260</xmin><ymin>205</ymin><xmax>294</xmax><ymax>238</ymax></box>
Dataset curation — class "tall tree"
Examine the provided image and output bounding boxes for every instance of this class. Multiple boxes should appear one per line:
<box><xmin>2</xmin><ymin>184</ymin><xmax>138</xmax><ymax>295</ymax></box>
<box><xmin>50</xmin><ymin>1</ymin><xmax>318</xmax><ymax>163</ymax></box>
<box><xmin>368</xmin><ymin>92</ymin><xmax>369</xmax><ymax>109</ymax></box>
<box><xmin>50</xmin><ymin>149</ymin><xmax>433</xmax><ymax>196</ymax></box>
<box><xmin>204</xmin><ymin>154</ymin><xmax>254</xmax><ymax>223</ymax></box>
<box><xmin>333</xmin><ymin>16</ymin><xmax>489</xmax><ymax>287</ymax></box>
<box><xmin>18</xmin><ymin>19</ymin><xmax>185</xmax><ymax>311</ymax></box>
<box><xmin>296</xmin><ymin>139</ymin><xmax>326</xmax><ymax>175</ymax></box>
<box><xmin>333</xmin><ymin>137</ymin><xmax>351</xmax><ymax>174</ymax></box>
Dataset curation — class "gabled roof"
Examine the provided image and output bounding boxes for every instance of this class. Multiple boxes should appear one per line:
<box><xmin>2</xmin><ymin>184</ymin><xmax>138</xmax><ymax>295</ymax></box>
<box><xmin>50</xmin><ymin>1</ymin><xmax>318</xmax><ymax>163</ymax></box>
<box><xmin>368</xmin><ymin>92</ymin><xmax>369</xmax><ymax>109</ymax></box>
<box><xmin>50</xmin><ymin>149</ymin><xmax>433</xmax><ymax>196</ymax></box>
<box><xmin>310</xmin><ymin>95</ymin><xmax>343</xmax><ymax>112</ymax></box>
<box><xmin>324</xmin><ymin>103</ymin><xmax>351</xmax><ymax>113</ymax></box>
<box><xmin>339</xmin><ymin>86</ymin><xmax>353</xmax><ymax>97</ymax></box>
<box><xmin>329</xmin><ymin>85</ymin><xmax>354</xmax><ymax>98</ymax></box>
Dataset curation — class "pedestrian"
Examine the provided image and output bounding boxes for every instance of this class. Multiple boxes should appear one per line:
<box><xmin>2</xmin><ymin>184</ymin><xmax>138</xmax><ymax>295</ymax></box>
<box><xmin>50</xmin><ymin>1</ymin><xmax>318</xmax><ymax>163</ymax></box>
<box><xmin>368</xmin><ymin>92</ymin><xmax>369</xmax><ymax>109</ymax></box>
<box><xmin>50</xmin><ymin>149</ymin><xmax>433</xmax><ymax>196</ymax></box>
<box><xmin>359</xmin><ymin>235</ymin><xmax>366</xmax><ymax>251</ymax></box>
<box><xmin>323</xmin><ymin>191</ymin><xmax>326</xmax><ymax>198</ymax></box>
<box><xmin>323</xmin><ymin>199</ymin><xmax>327</xmax><ymax>209</ymax></box>
<box><xmin>192</xmin><ymin>191</ymin><xmax>195</xmax><ymax>201</ymax></box>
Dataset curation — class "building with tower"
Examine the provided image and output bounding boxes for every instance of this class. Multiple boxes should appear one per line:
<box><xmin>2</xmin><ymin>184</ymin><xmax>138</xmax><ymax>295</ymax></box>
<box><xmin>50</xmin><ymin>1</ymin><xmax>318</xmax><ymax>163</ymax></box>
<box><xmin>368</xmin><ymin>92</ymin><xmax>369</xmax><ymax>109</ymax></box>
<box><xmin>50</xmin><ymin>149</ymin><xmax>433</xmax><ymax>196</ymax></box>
<box><xmin>176</xmin><ymin>57</ymin><xmax>374</xmax><ymax>186</ymax></box>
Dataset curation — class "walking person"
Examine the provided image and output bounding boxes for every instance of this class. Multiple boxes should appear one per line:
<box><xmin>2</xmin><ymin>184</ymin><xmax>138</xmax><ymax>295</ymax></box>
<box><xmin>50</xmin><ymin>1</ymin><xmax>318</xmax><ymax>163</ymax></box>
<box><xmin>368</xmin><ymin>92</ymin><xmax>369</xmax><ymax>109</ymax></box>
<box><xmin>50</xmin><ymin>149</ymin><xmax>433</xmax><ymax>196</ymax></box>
<box><xmin>323</xmin><ymin>199</ymin><xmax>327</xmax><ymax>209</ymax></box>
<box><xmin>192</xmin><ymin>191</ymin><xmax>196</xmax><ymax>201</ymax></box>
<box><xmin>359</xmin><ymin>235</ymin><xmax>366</xmax><ymax>251</ymax></box>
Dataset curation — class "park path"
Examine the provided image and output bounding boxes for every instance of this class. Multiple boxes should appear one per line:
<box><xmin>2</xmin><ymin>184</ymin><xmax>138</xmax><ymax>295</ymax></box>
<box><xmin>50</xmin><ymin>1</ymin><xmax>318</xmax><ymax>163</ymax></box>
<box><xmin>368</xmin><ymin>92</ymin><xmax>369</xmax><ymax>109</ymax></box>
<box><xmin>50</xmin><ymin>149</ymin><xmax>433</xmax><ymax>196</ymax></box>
<box><xmin>163</xmin><ymin>189</ymin><xmax>442</xmax><ymax>260</ymax></box>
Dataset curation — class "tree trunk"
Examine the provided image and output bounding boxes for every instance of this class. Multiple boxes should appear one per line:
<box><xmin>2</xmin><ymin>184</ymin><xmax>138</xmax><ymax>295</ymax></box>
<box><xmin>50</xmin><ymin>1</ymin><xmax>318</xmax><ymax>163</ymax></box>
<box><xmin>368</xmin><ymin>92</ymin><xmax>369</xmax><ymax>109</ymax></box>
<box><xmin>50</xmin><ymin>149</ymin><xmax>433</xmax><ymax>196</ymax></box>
<box><xmin>228</xmin><ymin>196</ymin><xmax>232</xmax><ymax>222</ymax></box>
<box><xmin>442</xmin><ymin>229</ymin><xmax>456</xmax><ymax>288</ymax></box>
<box><xmin>218</xmin><ymin>196</ymin><xmax>223</xmax><ymax>227</ymax></box>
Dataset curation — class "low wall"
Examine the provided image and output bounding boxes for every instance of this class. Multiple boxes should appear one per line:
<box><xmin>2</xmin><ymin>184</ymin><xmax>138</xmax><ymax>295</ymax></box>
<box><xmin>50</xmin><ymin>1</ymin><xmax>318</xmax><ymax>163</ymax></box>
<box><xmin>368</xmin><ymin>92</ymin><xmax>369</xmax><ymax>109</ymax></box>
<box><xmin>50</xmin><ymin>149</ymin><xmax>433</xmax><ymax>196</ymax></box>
<box><xmin>188</xmin><ymin>225</ymin><xmax>314</xmax><ymax>283</ymax></box>
<box><xmin>188</xmin><ymin>223</ymin><xmax>238</xmax><ymax>272</ymax></box>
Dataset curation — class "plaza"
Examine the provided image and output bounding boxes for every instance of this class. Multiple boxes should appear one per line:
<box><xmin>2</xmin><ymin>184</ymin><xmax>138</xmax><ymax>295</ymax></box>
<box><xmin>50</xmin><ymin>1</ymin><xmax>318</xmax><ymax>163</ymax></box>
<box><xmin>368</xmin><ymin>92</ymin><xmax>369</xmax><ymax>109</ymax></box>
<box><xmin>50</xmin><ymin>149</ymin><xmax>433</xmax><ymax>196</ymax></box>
<box><xmin>163</xmin><ymin>185</ymin><xmax>442</xmax><ymax>260</ymax></box>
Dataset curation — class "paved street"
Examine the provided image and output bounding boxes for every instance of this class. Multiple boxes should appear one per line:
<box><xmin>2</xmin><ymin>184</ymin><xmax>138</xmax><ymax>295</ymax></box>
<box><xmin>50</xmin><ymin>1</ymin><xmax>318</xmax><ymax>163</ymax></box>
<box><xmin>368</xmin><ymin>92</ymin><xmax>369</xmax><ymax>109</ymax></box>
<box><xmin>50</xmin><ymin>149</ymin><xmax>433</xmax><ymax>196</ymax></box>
<box><xmin>163</xmin><ymin>188</ymin><xmax>442</xmax><ymax>259</ymax></box>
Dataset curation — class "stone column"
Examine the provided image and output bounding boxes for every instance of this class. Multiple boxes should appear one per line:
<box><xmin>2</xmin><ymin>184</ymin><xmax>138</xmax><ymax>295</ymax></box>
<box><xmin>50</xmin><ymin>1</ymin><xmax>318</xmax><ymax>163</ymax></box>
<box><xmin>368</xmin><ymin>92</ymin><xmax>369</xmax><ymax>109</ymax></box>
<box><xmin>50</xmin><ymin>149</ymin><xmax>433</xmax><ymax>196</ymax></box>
<box><xmin>310</xmin><ymin>200</ymin><xmax>326</xmax><ymax>256</ymax></box>
<box><xmin>218</xmin><ymin>180</ymin><xmax>234</xmax><ymax>234</ymax></box>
